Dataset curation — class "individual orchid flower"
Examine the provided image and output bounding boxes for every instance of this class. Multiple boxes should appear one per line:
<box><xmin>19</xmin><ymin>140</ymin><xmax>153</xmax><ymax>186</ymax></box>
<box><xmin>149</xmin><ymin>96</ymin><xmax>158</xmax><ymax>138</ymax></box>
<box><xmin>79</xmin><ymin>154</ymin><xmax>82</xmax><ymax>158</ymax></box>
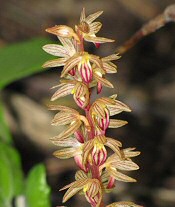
<box><xmin>60</xmin><ymin>52</ymin><xmax>102</xmax><ymax>84</ymax></box>
<box><xmin>100</xmin><ymin>149</ymin><xmax>140</xmax><ymax>189</ymax></box>
<box><xmin>77</xmin><ymin>8</ymin><xmax>114</xmax><ymax>45</ymax></box>
<box><xmin>52</xmin><ymin>135</ymin><xmax>88</xmax><ymax>171</ymax></box>
<box><xmin>83</xmin><ymin>135</ymin><xmax>122</xmax><ymax>166</ymax></box>
<box><xmin>48</xmin><ymin>105</ymin><xmax>90</xmax><ymax>141</ymax></box>
<box><xmin>89</xmin><ymin>98</ymin><xmax>110</xmax><ymax>133</ymax></box>
<box><xmin>106</xmin><ymin>201</ymin><xmax>143</xmax><ymax>207</ymax></box>
<box><xmin>89</xmin><ymin>95</ymin><xmax>130</xmax><ymax>134</ymax></box>
<box><xmin>60</xmin><ymin>170</ymin><xmax>102</xmax><ymax>207</ymax></box>
<box><xmin>50</xmin><ymin>80</ymin><xmax>90</xmax><ymax>109</ymax></box>
<box><xmin>99</xmin><ymin>95</ymin><xmax>132</xmax><ymax>116</ymax></box>
<box><xmin>51</xmin><ymin>125</ymin><xmax>88</xmax><ymax>172</ymax></box>
<box><xmin>53</xmin><ymin>135</ymin><xmax>121</xmax><ymax>170</ymax></box>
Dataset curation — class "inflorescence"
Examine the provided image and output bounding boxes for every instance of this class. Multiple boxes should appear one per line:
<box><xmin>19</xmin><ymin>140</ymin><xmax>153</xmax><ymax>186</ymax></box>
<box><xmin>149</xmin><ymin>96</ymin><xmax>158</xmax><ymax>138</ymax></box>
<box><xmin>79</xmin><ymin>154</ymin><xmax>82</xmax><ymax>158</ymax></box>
<box><xmin>43</xmin><ymin>8</ymin><xmax>142</xmax><ymax>207</ymax></box>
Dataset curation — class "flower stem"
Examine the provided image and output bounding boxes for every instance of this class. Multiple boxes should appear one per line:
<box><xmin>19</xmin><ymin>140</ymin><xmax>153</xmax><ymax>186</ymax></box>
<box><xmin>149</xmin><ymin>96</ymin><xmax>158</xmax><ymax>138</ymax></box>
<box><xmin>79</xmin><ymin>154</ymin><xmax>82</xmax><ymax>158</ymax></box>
<box><xmin>76</xmin><ymin>29</ymin><xmax>105</xmax><ymax>207</ymax></box>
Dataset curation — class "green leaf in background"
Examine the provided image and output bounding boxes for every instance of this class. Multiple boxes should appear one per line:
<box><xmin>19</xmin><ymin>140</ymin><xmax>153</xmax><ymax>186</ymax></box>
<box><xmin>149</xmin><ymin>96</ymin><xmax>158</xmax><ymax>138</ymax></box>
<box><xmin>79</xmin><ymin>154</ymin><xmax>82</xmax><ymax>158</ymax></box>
<box><xmin>0</xmin><ymin>141</ymin><xmax>24</xmax><ymax>207</ymax></box>
<box><xmin>25</xmin><ymin>164</ymin><xmax>51</xmax><ymax>207</ymax></box>
<box><xmin>0</xmin><ymin>100</ymin><xmax>12</xmax><ymax>144</ymax></box>
<box><xmin>0</xmin><ymin>38</ymin><xmax>53</xmax><ymax>89</ymax></box>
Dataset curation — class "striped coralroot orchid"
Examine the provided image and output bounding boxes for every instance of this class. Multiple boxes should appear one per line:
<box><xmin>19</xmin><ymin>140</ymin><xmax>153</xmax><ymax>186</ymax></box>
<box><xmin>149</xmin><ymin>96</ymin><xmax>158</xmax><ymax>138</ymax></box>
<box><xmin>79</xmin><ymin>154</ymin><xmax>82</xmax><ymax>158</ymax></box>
<box><xmin>43</xmin><ymin>8</ymin><xmax>142</xmax><ymax>207</ymax></box>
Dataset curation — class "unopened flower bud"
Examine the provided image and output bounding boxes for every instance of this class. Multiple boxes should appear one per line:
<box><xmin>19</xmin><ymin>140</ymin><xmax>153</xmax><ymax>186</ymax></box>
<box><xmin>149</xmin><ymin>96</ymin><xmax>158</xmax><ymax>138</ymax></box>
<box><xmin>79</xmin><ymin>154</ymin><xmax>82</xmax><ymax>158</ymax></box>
<box><xmin>97</xmin><ymin>82</ymin><xmax>102</xmax><ymax>94</ymax></box>
<box><xmin>46</xmin><ymin>25</ymin><xmax>80</xmax><ymax>42</ymax></box>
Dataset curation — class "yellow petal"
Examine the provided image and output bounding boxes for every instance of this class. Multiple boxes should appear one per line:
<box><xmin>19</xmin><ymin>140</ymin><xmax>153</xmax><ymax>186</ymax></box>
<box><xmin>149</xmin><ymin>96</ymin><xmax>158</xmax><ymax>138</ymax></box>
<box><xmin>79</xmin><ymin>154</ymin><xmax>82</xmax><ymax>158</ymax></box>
<box><xmin>98</xmin><ymin>96</ymin><xmax>116</xmax><ymax>105</ymax></box>
<box><xmin>95</xmin><ymin>135</ymin><xmax>107</xmax><ymax>145</ymax></box>
<box><xmin>83</xmin><ymin>140</ymin><xmax>94</xmax><ymax>164</ymax></box>
<box><xmin>106</xmin><ymin>137</ymin><xmax>122</xmax><ymax>147</ymax></box>
<box><xmin>51</xmin><ymin>112</ymin><xmax>77</xmax><ymax>126</ymax></box>
<box><xmin>61</xmin><ymin>54</ymin><xmax>82</xmax><ymax>77</ymax></box>
<box><xmin>48</xmin><ymin>105</ymin><xmax>79</xmax><ymax>115</ymax></box>
<box><xmin>114</xmin><ymin>160</ymin><xmax>140</xmax><ymax>171</ymax></box>
<box><xmin>75</xmin><ymin>170</ymin><xmax>88</xmax><ymax>180</ymax></box>
<box><xmin>102</xmin><ymin>54</ymin><xmax>121</xmax><ymax>62</ymax></box>
<box><xmin>62</xmin><ymin>179</ymin><xmax>89</xmax><ymax>203</ymax></box>
<box><xmin>50</xmin><ymin>120</ymin><xmax>82</xmax><ymax>140</ymax></box>
<box><xmin>93</xmin><ymin>73</ymin><xmax>114</xmax><ymax>88</ymax></box>
<box><xmin>109</xmin><ymin>168</ymin><xmax>136</xmax><ymax>182</ymax></box>
<box><xmin>51</xmin><ymin>83</ymin><xmax>74</xmax><ymax>101</ymax></box>
<box><xmin>89</xmin><ymin>22</ymin><xmax>102</xmax><ymax>34</ymax></box>
<box><xmin>53</xmin><ymin>147</ymin><xmax>81</xmax><ymax>159</ymax></box>
<box><xmin>74</xmin><ymin>82</ymin><xmax>88</xmax><ymax>98</ymax></box>
<box><xmin>87</xmin><ymin>179</ymin><xmax>101</xmax><ymax>197</ymax></box>
<box><xmin>105</xmin><ymin>138</ymin><xmax>122</xmax><ymax>157</ymax></box>
<box><xmin>80</xmin><ymin>8</ymin><xmax>86</xmax><ymax>22</ymax></box>
<box><xmin>92</xmin><ymin>102</ymin><xmax>106</xmax><ymax>118</ymax></box>
<box><xmin>58</xmin><ymin>37</ymin><xmax>76</xmax><ymax>56</ymax></box>
<box><xmin>86</xmin><ymin>11</ymin><xmax>103</xmax><ymax>24</ymax></box>
<box><xmin>108</xmin><ymin>119</ymin><xmax>128</xmax><ymax>128</ymax></box>
<box><xmin>42</xmin><ymin>44</ymin><xmax>70</xmax><ymax>58</ymax></box>
<box><xmin>108</xmin><ymin>100</ymin><xmax>131</xmax><ymax>116</ymax></box>
<box><xmin>103</xmin><ymin>62</ymin><xmax>117</xmax><ymax>74</ymax></box>
<box><xmin>42</xmin><ymin>58</ymin><xmax>67</xmax><ymax>68</ymax></box>
<box><xmin>63</xmin><ymin>186</ymin><xmax>82</xmax><ymax>203</ymax></box>
<box><xmin>122</xmin><ymin>148</ymin><xmax>141</xmax><ymax>158</ymax></box>
<box><xmin>51</xmin><ymin>137</ymin><xmax>79</xmax><ymax>147</ymax></box>
<box><xmin>89</xmin><ymin>54</ymin><xmax>103</xmax><ymax>69</ymax></box>
<box><xmin>84</xmin><ymin>35</ymin><xmax>114</xmax><ymax>43</ymax></box>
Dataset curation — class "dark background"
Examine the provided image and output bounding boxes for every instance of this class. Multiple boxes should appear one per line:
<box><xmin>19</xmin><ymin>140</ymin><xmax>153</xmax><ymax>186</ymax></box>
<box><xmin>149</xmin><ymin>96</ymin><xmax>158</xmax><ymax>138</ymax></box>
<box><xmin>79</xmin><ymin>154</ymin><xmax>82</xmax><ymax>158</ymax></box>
<box><xmin>1</xmin><ymin>0</ymin><xmax>175</xmax><ymax>207</ymax></box>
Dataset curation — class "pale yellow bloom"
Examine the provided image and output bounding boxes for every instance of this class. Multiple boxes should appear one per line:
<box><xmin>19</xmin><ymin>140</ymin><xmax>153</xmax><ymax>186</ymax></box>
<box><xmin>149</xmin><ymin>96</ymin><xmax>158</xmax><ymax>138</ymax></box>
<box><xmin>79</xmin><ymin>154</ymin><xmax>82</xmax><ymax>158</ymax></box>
<box><xmin>51</xmin><ymin>80</ymin><xmax>90</xmax><ymax>109</ymax></box>
<box><xmin>100</xmin><ymin>149</ymin><xmax>140</xmax><ymax>187</ymax></box>
<box><xmin>60</xmin><ymin>170</ymin><xmax>102</xmax><ymax>207</ymax></box>
<box><xmin>48</xmin><ymin>105</ymin><xmax>90</xmax><ymax>141</ymax></box>
<box><xmin>89</xmin><ymin>95</ymin><xmax>130</xmax><ymax>133</ymax></box>
<box><xmin>77</xmin><ymin>8</ymin><xmax>114</xmax><ymax>44</ymax></box>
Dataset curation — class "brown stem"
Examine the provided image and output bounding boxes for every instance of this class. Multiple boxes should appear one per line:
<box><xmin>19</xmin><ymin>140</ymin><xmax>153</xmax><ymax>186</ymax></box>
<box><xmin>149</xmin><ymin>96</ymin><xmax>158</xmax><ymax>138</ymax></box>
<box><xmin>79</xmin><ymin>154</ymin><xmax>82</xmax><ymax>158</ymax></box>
<box><xmin>116</xmin><ymin>4</ymin><xmax>175</xmax><ymax>55</ymax></box>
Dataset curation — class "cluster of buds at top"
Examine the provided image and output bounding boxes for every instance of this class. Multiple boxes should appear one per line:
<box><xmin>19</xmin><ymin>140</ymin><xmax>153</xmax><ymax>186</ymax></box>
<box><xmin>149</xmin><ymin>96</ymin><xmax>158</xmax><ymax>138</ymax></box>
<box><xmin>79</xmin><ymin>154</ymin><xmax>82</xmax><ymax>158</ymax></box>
<box><xmin>43</xmin><ymin>8</ymin><xmax>142</xmax><ymax>207</ymax></box>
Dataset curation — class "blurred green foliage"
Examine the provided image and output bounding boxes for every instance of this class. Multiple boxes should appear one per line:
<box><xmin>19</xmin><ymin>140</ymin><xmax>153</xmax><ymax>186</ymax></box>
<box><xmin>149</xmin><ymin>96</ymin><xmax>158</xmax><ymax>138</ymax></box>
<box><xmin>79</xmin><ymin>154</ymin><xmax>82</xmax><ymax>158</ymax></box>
<box><xmin>0</xmin><ymin>38</ymin><xmax>53</xmax><ymax>89</ymax></box>
<box><xmin>0</xmin><ymin>102</ymin><xmax>12</xmax><ymax>144</ymax></box>
<box><xmin>26</xmin><ymin>164</ymin><xmax>51</xmax><ymax>207</ymax></box>
<box><xmin>0</xmin><ymin>38</ymin><xmax>52</xmax><ymax>207</ymax></box>
<box><xmin>0</xmin><ymin>141</ymin><xmax>24</xmax><ymax>207</ymax></box>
